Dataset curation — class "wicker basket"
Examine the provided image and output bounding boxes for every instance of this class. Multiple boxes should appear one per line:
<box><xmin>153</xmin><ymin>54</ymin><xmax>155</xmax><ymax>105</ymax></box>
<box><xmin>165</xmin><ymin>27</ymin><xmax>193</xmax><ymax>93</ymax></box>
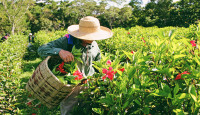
<box><xmin>26</xmin><ymin>56</ymin><xmax>79</xmax><ymax>108</ymax></box>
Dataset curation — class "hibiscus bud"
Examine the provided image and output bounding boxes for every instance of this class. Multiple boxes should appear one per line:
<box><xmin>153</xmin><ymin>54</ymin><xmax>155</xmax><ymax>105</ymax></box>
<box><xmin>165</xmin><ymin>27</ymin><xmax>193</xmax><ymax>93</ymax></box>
<box><xmin>106</xmin><ymin>60</ymin><xmax>112</xmax><ymax>65</ymax></box>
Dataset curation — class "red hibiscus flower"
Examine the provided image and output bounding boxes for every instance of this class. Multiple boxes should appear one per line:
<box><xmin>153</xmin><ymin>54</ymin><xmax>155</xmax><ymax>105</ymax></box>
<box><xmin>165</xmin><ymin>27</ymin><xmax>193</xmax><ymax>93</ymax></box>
<box><xmin>102</xmin><ymin>67</ymin><xmax>115</xmax><ymax>80</ymax></box>
<box><xmin>175</xmin><ymin>73</ymin><xmax>182</xmax><ymax>80</ymax></box>
<box><xmin>73</xmin><ymin>70</ymin><xmax>83</xmax><ymax>80</ymax></box>
<box><xmin>127</xmin><ymin>32</ymin><xmax>130</xmax><ymax>34</ymax></box>
<box><xmin>102</xmin><ymin>68</ymin><xmax>107</xmax><ymax>73</ymax></box>
<box><xmin>102</xmin><ymin>75</ymin><xmax>107</xmax><ymax>80</ymax></box>
<box><xmin>175</xmin><ymin>71</ymin><xmax>190</xmax><ymax>80</ymax></box>
<box><xmin>27</xmin><ymin>102</ymin><xmax>32</xmax><ymax>105</ymax></box>
<box><xmin>119</xmin><ymin>68</ymin><xmax>125</xmax><ymax>72</ymax></box>
<box><xmin>32</xmin><ymin>113</ymin><xmax>36</xmax><ymax>115</ymax></box>
<box><xmin>106</xmin><ymin>60</ymin><xmax>112</xmax><ymax>65</ymax></box>
<box><xmin>131</xmin><ymin>51</ymin><xmax>134</xmax><ymax>54</ymax></box>
<box><xmin>182</xmin><ymin>71</ymin><xmax>190</xmax><ymax>74</ymax></box>
<box><xmin>190</xmin><ymin>40</ymin><xmax>196</xmax><ymax>47</ymax></box>
<box><xmin>56</xmin><ymin>62</ymin><xmax>68</xmax><ymax>74</ymax></box>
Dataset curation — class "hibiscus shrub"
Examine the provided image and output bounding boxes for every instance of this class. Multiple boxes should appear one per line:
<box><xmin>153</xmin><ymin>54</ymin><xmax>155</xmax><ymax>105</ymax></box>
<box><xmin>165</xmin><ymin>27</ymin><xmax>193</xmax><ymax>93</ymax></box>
<box><xmin>73</xmin><ymin>26</ymin><xmax>200</xmax><ymax>114</ymax></box>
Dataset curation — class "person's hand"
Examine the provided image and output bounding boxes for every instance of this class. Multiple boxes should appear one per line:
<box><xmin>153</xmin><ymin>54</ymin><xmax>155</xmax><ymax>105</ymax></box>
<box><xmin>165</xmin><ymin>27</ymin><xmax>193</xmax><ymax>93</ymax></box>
<box><xmin>59</xmin><ymin>49</ymin><xmax>74</xmax><ymax>62</ymax></box>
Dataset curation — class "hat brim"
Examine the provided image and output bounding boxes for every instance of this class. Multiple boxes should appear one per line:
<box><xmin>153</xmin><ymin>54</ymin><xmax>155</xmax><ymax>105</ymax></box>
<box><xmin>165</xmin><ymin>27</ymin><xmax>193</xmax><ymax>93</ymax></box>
<box><xmin>67</xmin><ymin>25</ymin><xmax>113</xmax><ymax>40</ymax></box>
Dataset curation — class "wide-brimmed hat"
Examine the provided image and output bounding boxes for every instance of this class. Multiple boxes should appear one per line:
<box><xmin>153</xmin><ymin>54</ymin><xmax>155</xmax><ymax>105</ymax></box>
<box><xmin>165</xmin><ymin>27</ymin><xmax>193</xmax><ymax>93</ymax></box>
<box><xmin>67</xmin><ymin>16</ymin><xmax>113</xmax><ymax>40</ymax></box>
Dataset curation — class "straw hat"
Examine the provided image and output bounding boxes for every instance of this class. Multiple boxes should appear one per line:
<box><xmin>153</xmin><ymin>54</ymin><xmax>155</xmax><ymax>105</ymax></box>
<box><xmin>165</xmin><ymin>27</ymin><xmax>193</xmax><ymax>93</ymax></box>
<box><xmin>67</xmin><ymin>16</ymin><xmax>113</xmax><ymax>40</ymax></box>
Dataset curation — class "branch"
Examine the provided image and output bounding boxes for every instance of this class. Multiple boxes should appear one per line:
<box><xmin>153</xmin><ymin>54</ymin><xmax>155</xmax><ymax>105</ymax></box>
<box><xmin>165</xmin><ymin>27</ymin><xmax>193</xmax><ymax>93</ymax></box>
<box><xmin>16</xmin><ymin>3</ymin><xmax>30</xmax><ymax>23</ymax></box>
<box><xmin>2</xmin><ymin>0</ymin><xmax>12</xmax><ymax>23</ymax></box>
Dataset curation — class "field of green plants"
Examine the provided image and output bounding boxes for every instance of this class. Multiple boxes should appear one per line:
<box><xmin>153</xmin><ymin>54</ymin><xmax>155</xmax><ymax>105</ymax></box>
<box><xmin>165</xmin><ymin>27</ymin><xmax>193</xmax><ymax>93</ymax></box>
<box><xmin>1</xmin><ymin>24</ymin><xmax>200</xmax><ymax>115</ymax></box>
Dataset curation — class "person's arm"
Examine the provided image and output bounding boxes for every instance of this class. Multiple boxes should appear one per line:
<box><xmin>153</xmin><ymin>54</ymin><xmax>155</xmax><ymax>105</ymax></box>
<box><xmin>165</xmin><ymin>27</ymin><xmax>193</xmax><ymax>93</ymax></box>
<box><xmin>37</xmin><ymin>37</ymin><xmax>67</xmax><ymax>58</ymax></box>
<box><xmin>37</xmin><ymin>37</ymin><xmax>74</xmax><ymax>62</ymax></box>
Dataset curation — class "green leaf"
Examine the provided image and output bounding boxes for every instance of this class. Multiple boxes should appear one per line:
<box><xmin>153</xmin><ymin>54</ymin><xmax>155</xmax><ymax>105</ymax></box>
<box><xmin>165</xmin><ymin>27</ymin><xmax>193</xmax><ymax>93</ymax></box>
<box><xmin>169</xmin><ymin>29</ymin><xmax>176</xmax><ymax>40</ymax></box>
<box><xmin>173</xmin><ymin>54</ymin><xmax>186</xmax><ymax>60</ymax></box>
<box><xmin>163</xmin><ymin>84</ymin><xmax>171</xmax><ymax>94</ymax></box>
<box><xmin>127</xmin><ymin>66</ymin><xmax>136</xmax><ymax>79</ymax></box>
<box><xmin>173</xmin><ymin>109</ymin><xmax>185</xmax><ymax>115</ymax></box>
<box><xmin>188</xmin><ymin>85</ymin><xmax>197</xmax><ymax>97</ymax></box>
<box><xmin>123</xmin><ymin>50</ymin><xmax>133</xmax><ymax>61</ymax></box>
<box><xmin>143</xmin><ymin>107</ymin><xmax>150</xmax><ymax>114</ymax></box>
<box><xmin>122</xmin><ymin>101</ymin><xmax>129</xmax><ymax>109</ymax></box>
<box><xmin>135</xmin><ymin>99</ymin><xmax>141</xmax><ymax>105</ymax></box>
<box><xmin>188</xmin><ymin>85</ymin><xmax>197</xmax><ymax>102</ymax></box>
<box><xmin>190</xmin><ymin>94</ymin><xmax>197</xmax><ymax>102</ymax></box>
<box><xmin>116</xmin><ymin>70</ymin><xmax>122</xmax><ymax>76</ymax></box>
<box><xmin>194</xmin><ymin>56</ymin><xmax>200</xmax><ymax>65</ymax></box>
<box><xmin>92</xmin><ymin>108</ymin><xmax>103</xmax><ymax>114</ymax></box>
<box><xmin>134</xmin><ymin>77</ymin><xmax>141</xmax><ymax>86</ymax></box>
<box><xmin>75</xmin><ymin>57</ymin><xmax>83</xmax><ymax>63</ymax></box>
<box><xmin>99</xmin><ymin>98</ymin><xmax>113</xmax><ymax>105</ymax></box>
<box><xmin>177</xmin><ymin>93</ymin><xmax>187</xmax><ymax>99</ymax></box>
<box><xmin>173</xmin><ymin>84</ymin><xmax>179</xmax><ymax>96</ymax></box>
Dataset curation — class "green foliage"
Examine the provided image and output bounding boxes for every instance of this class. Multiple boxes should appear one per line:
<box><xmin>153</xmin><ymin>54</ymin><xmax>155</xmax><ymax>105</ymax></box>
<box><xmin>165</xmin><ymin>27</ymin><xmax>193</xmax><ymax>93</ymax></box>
<box><xmin>76</xmin><ymin>26</ymin><xmax>200</xmax><ymax>114</ymax></box>
<box><xmin>0</xmin><ymin>35</ymin><xmax>28</xmax><ymax>114</ymax></box>
<box><xmin>1</xmin><ymin>0</ymin><xmax>200</xmax><ymax>35</ymax></box>
<box><xmin>0</xmin><ymin>31</ymin><xmax>65</xmax><ymax>114</ymax></box>
<box><xmin>1</xmin><ymin>0</ymin><xmax>34</xmax><ymax>35</ymax></box>
<box><xmin>1</xmin><ymin>25</ymin><xmax>200</xmax><ymax>114</ymax></box>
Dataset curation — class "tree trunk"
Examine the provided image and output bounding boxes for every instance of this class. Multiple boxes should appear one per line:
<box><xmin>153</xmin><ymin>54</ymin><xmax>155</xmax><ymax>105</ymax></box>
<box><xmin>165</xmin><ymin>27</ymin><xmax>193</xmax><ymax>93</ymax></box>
<box><xmin>12</xmin><ymin>23</ymin><xmax>15</xmax><ymax>35</ymax></box>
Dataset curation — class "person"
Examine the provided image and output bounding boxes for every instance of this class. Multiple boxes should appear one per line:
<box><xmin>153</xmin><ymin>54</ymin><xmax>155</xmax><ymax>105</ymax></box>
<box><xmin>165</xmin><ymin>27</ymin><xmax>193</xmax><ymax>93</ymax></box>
<box><xmin>28</xmin><ymin>33</ymin><xmax>35</xmax><ymax>43</ymax></box>
<box><xmin>27</xmin><ymin>33</ymin><xmax>35</xmax><ymax>52</ymax></box>
<box><xmin>37</xmin><ymin>16</ymin><xmax>113</xmax><ymax>115</ymax></box>
<box><xmin>1</xmin><ymin>33</ymin><xmax>10</xmax><ymax>41</ymax></box>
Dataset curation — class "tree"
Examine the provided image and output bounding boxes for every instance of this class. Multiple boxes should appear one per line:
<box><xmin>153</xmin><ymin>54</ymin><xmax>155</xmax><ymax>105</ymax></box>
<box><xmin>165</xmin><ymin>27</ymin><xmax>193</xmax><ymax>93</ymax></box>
<box><xmin>118</xmin><ymin>5</ymin><xmax>133</xmax><ymax>27</ymax></box>
<box><xmin>1</xmin><ymin>0</ymin><xmax>34</xmax><ymax>35</ymax></box>
<box><xmin>103</xmin><ymin>6</ymin><xmax>120</xmax><ymax>29</ymax></box>
<box><xmin>65</xmin><ymin>0</ymin><xmax>97</xmax><ymax>25</ymax></box>
<box><xmin>0</xmin><ymin>3</ymin><xmax>10</xmax><ymax>35</ymax></box>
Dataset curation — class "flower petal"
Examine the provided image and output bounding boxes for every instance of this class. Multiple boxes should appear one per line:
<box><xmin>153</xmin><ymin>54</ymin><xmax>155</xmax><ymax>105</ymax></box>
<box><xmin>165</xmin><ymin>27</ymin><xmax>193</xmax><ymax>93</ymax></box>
<box><xmin>102</xmin><ymin>68</ymin><xmax>108</xmax><ymax>74</ymax></box>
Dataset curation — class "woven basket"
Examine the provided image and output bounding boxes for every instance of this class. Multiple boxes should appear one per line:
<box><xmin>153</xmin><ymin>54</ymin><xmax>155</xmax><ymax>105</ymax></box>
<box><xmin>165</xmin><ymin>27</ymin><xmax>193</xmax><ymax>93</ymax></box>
<box><xmin>26</xmin><ymin>56</ymin><xmax>79</xmax><ymax>108</ymax></box>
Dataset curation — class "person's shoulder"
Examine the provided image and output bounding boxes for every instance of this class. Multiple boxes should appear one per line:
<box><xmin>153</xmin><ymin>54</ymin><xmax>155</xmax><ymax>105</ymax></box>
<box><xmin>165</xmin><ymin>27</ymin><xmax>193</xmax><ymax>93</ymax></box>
<box><xmin>59</xmin><ymin>36</ymin><xmax>68</xmax><ymax>40</ymax></box>
<box><xmin>92</xmin><ymin>41</ymin><xmax>100</xmax><ymax>49</ymax></box>
<box><xmin>92</xmin><ymin>41</ymin><xmax>98</xmax><ymax>46</ymax></box>
<box><xmin>56</xmin><ymin>36</ymin><xmax>68</xmax><ymax>44</ymax></box>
